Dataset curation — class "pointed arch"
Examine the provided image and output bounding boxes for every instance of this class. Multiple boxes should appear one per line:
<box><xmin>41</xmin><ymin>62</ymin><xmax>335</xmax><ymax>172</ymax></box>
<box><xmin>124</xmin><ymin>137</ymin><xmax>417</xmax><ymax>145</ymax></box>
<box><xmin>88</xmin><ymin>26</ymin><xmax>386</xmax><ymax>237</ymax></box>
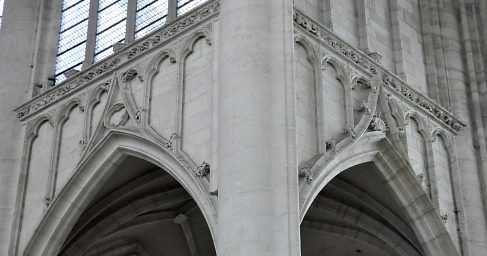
<box><xmin>300</xmin><ymin>132</ymin><xmax>459</xmax><ymax>256</ymax></box>
<box><xmin>22</xmin><ymin>130</ymin><xmax>217</xmax><ymax>256</ymax></box>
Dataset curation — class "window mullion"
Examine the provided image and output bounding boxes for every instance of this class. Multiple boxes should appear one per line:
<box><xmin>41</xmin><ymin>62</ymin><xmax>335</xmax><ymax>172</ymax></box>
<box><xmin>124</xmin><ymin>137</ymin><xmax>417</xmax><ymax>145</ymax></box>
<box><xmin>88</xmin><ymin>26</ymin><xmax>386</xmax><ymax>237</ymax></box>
<box><xmin>126</xmin><ymin>0</ymin><xmax>136</xmax><ymax>44</ymax></box>
<box><xmin>83</xmin><ymin>0</ymin><xmax>99</xmax><ymax>69</ymax></box>
<box><xmin>168</xmin><ymin>0</ymin><xmax>177</xmax><ymax>21</ymax></box>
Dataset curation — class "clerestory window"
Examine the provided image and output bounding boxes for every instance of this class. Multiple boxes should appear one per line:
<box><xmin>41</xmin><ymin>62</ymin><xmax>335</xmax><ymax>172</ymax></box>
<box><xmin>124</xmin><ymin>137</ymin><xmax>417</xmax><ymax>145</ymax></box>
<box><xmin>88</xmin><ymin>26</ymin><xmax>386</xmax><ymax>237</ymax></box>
<box><xmin>0</xmin><ymin>0</ymin><xmax>5</xmax><ymax>29</ymax></box>
<box><xmin>55</xmin><ymin>0</ymin><xmax>207</xmax><ymax>84</ymax></box>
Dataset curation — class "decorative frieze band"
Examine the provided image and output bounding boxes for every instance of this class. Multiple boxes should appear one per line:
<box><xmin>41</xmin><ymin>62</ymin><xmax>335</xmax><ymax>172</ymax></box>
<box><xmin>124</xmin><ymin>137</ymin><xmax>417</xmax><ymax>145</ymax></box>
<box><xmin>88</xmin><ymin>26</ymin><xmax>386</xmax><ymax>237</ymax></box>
<box><xmin>15</xmin><ymin>0</ymin><xmax>219</xmax><ymax>121</ymax></box>
<box><xmin>293</xmin><ymin>9</ymin><xmax>465</xmax><ymax>133</ymax></box>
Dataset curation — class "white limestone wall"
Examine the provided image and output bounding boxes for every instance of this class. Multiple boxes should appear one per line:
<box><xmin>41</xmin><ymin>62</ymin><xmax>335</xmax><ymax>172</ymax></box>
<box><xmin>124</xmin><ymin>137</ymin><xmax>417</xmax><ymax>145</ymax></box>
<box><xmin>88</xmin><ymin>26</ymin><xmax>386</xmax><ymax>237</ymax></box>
<box><xmin>405</xmin><ymin>118</ymin><xmax>429</xmax><ymax>193</ymax></box>
<box><xmin>149</xmin><ymin>56</ymin><xmax>178</xmax><ymax>139</ymax></box>
<box><xmin>56</xmin><ymin>105</ymin><xmax>84</xmax><ymax>194</ymax></box>
<box><xmin>433</xmin><ymin>135</ymin><xmax>461</xmax><ymax>251</ymax></box>
<box><xmin>294</xmin><ymin>43</ymin><xmax>319</xmax><ymax>163</ymax></box>
<box><xmin>322</xmin><ymin>63</ymin><xmax>347</xmax><ymax>141</ymax></box>
<box><xmin>19</xmin><ymin>121</ymin><xmax>53</xmax><ymax>252</ymax></box>
<box><xmin>181</xmin><ymin>38</ymin><xmax>213</xmax><ymax>164</ymax></box>
<box><xmin>330</xmin><ymin>0</ymin><xmax>359</xmax><ymax>48</ymax></box>
<box><xmin>367</xmin><ymin>0</ymin><xmax>394</xmax><ymax>71</ymax></box>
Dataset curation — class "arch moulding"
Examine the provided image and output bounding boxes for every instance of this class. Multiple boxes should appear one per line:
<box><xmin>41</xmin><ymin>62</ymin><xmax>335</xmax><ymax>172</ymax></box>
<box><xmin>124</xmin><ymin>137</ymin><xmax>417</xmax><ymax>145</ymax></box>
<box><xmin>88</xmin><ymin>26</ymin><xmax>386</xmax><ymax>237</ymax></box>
<box><xmin>300</xmin><ymin>132</ymin><xmax>459</xmax><ymax>256</ymax></box>
<box><xmin>22</xmin><ymin>130</ymin><xmax>217</xmax><ymax>256</ymax></box>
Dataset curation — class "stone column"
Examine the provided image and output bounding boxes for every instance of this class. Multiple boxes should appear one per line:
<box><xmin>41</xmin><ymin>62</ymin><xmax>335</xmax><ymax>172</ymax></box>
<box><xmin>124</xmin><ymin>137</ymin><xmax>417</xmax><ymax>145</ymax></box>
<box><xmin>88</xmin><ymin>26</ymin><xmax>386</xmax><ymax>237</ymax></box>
<box><xmin>0</xmin><ymin>0</ymin><xmax>42</xmax><ymax>254</ymax></box>
<box><xmin>216</xmin><ymin>0</ymin><xmax>300</xmax><ymax>255</ymax></box>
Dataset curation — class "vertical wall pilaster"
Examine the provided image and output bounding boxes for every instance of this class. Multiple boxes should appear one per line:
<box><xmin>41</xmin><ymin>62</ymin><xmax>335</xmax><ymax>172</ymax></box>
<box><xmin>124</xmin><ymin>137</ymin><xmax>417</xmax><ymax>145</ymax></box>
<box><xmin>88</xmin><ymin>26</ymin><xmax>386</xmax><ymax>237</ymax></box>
<box><xmin>216</xmin><ymin>0</ymin><xmax>300</xmax><ymax>255</ymax></box>
<box><xmin>0</xmin><ymin>0</ymin><xmax>43</xmax><ymax>255</ymax></box>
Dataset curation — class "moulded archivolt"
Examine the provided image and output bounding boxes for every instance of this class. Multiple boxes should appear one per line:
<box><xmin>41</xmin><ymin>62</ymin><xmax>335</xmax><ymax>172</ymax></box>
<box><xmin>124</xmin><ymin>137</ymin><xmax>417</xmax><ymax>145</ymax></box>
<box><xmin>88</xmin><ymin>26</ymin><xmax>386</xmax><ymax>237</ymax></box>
<box><xmin>298</xmin><ymin>133</ymin><xmax>459</xmax><ymax>256</ymax></box>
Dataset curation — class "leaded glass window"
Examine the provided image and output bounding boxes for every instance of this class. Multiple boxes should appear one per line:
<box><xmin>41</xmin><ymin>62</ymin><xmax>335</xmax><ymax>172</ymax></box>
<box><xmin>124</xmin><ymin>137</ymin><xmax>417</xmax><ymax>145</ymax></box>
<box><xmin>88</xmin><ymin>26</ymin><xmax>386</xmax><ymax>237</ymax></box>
<box><xmin>0</xmin><ymin>0</ymin><xmax>4</xmax><ymax>28</ymax></box>
<box><xmin>94</xmin><ymin>0</ymin><xmax>128</xmax><ymax>62</ymax></box>
<box><xmin>55</xmin><ymin>0</ymin><xmax>90</xmax><ymax>83</ymax></box>
<box><xmin>135</xmin><ymin>0</ymin><xmax>168</xmax><ymax>39</ymax></box>
<box><xmin>54</xmin><ymin>0</ymin><xmax>208</xmax><ymax>84</ymax></box>
<box><xmin>177</xmin><ymin>0</ymin><xmax>207</xmax><ymax>15</ymax></box>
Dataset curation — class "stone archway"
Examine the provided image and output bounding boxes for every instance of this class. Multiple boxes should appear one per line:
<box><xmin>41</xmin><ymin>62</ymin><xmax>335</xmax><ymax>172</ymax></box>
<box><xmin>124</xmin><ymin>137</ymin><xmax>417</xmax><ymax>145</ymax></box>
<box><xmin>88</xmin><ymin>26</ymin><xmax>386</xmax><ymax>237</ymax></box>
<box><xmin>299</xmin><ymin>133</ymin><xmax>459</xmax><ymax>256</ymax></box>
<box><xmin>22</xmin><ymin>131</ymin><xmax>217</xmax><ymax>256</ymax></box>
<box><xmin>301</xmin><ymin>162</ymin><xmax>424</xmax><ymax>256</ymax></box>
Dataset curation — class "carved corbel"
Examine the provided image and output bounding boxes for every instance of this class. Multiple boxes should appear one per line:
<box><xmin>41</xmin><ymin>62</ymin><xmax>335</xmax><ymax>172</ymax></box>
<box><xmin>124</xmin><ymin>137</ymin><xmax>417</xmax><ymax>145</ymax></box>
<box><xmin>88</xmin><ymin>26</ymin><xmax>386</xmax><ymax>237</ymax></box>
<box><xmin>395</xmin><ymin>127</ymin><xmax>406</xmax><ymax>137</ymax></box>
<box><xmin>121</xmin><ymin>68</ymin><xmax>143</xmax><ymax>83</ymax></box>
<box><xmin>416</xmin><ymin>173</ymin><xmax>424</xmax><ymax>183</ymax></box>
<box><xmin>369</xmin><ymin>113</ymin><xmax>388</xmax><ymax>132</ymax></box>
<box><xmin>325</xmin><ymin>139</ymin><xmax>337</xmax><ymax>154</ymax></box>
<box><xmin>299</xmin><ymin>163</ymin><xmax>313</xmax><ymax>184</ymax></box>
<box><xmin>162</xmin><ymin>133</ymin><xmax>179</xmax><ymax>150</ymax></box>
<box><xmin>135</xmin><ymin>107</ymin><xmax>144</xmax><ymax>123</ymax></box>
<box><xmin>79</xmin><ymin>139</ymin><xmax>88</xmax><ymax>149</ymax></box>
<box><xmin>195</xmin><ymin>161</ymin><xmax>210</xmax><ymax>178</ymax></box>
<box><xmin>440</xmin><ymin>213</ymin><xmax>448</xmax><ymax>224</ymax></box>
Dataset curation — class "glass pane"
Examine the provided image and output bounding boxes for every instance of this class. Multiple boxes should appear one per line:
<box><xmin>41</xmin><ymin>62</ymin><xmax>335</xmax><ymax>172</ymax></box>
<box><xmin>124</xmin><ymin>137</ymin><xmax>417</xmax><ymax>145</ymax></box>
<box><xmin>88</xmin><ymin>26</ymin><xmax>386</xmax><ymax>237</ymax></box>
<box><xmin>177</xmin><ymin>0</ymin><xmax>207</xmax><ymax>15</ymax></box>
<box><xmin>58</xmin><ymin>20</ymin><xmax>89</xmax><ymax>54</ymax></box>
<box><xmin>60</xmin><ymin>0</ymin><xmax>90</xmax><ymax>32</ymax></box>
<box><xmin>0</xmin><ymin>0</ymin><xmax>4</xmax><ymax>28</ymax></box>
<box><xmin>55</xmin><ymin>43</ymin><xmax>86</xmax><ymax>83</ymax></box>
<box><xmin>94</xmin><ymin>0</ymin><xmax>128</xmax><ymax>62</ymax></box>
<box><xmin>55</xmin><ymin>0</ymin><xmax>89</xmax><ymax>84</ymax></box>
<box><xmin>135</xmin><ymin>0</ymin><xmax>168</xmax><ymax>39</ymax></box>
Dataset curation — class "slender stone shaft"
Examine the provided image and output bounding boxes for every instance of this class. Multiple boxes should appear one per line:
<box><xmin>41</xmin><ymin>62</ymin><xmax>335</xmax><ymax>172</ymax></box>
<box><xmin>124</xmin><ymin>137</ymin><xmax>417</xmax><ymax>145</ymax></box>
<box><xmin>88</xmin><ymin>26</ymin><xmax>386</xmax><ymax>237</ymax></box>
<box><xmin>0</xmin><ymin>0</ymin><xmax>41</xmax><ymax>254</ymax></box>
<box><xmin>216</xmin><ymin>0</ymin><xmax>299</xmax><ymax>255</ymax></box>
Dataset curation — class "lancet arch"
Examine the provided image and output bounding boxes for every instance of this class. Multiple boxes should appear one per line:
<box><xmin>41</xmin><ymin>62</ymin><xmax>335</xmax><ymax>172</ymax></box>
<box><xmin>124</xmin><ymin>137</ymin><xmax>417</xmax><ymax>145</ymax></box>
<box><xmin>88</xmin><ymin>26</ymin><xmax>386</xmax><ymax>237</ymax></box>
<box><xmin>300</xmin><ymin>133</ymin><xmax>459</xmax><ymax>256</ymax></box>
<box><xmin>22</xmin><ymin>131</ymin><xmax>217</xmax><ymax>256</ymax></box>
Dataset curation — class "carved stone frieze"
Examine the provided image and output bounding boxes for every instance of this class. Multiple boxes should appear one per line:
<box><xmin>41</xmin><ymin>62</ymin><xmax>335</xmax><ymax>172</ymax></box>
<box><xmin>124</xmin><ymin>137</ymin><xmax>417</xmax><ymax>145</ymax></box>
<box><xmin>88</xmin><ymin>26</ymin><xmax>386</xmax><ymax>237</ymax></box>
<box><xmin>293</xmin><ymin>9</ymin><xmax>465</xmax><ymax>134</ymax></box>
<box><xmin>126</xmin><ymin>2</ymin><xmax>218</xmax><ymax>59</ymax></box>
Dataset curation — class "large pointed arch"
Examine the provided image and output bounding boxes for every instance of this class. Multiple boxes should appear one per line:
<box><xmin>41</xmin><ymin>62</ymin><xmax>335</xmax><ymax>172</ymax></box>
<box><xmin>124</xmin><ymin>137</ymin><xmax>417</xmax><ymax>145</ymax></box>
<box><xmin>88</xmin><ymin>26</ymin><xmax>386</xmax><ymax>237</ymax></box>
<box><xmin>22</xmin><ymin>130</ymin><xmax>217</xmax><ymax>256</ymax></box>
<box><xmin>300</xmin><ymin>132</ymin><xmax>458</xmax><ymax>256</ymax></box>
